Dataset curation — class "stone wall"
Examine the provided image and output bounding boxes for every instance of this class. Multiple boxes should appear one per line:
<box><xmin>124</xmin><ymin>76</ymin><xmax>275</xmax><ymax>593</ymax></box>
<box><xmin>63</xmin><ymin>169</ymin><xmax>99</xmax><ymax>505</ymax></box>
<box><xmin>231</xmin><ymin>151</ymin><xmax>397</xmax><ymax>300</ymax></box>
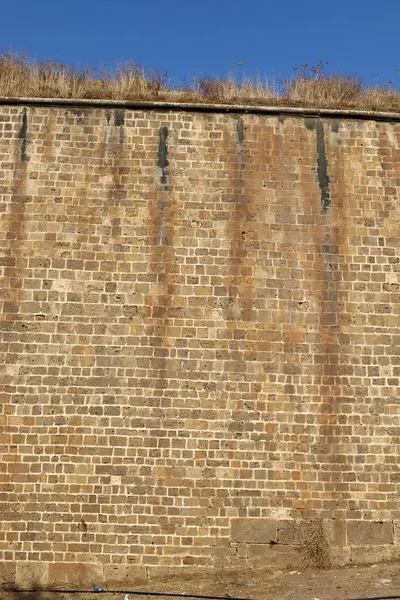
<box><xmin>0</xmin><ymin>100</ymin><xmax>399</xmax><ymax>585</ymax></box>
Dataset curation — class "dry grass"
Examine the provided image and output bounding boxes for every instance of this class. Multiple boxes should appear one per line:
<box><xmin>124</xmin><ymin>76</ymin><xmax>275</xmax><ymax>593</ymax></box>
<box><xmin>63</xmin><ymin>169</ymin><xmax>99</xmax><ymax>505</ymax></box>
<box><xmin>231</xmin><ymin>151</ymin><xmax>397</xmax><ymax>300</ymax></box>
<box><xmin>285</xmin><ymin>74</ymin><xmax>362</xmax><ymax>106</ymax></box>
<box><xmin>0</xmin><ymin>55</ymin><xmax>165</xmax><ymax>100</ymax></box>
<box><xmin>1</xmin><ymin>54</ymin><xmax>400</xmax><ymax>112</ymax></box>
<box><xmin>191</xmin><ymin>74</ymin><xmax>278</xmax><ymax>103</ymax></box>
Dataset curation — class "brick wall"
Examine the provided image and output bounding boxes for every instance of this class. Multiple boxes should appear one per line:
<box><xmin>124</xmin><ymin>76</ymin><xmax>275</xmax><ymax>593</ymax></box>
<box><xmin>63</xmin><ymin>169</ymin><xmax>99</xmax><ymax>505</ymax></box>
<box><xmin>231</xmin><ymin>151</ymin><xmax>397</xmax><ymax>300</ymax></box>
<box><xmin>0</xmin><ymin>102</ymin><xmax>399</xmax><ymax>585</ymax></box>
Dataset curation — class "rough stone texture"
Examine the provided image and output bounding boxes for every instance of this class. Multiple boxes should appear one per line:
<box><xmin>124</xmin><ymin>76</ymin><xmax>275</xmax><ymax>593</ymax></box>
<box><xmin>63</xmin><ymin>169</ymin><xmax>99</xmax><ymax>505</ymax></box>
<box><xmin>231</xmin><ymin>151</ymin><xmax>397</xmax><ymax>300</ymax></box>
<box><xmin>47</xmin><ymin>562</ymin><xmax>103</xmax><ymax>587</ymax></box>
<box><xmin>278</xmin><ymin>520</ymin><xmax>309</xmax><ymax>546</ymax></box>
<box><xmin>323</xmin><ymin>519</ymin><xmax>347</xmax><ymax>547</ymax></box>
<box><xmin>347</xmin><ymin>521</ymin><xmax>394</xmax><ymax>546</ymax></box>
<box><xmin>0</xmin><ymin>103</ymin><xmax>399</xmax><ymax>583</ymax></box>
<box><xmin>231</xmin><ymin>518</ymin><xmax>277</xmax><ymax>543</ymax></box>
<box><xmin>245</xmin><ymin>544</ymin><xmax>301</xmax><ymax>569</ymax></box>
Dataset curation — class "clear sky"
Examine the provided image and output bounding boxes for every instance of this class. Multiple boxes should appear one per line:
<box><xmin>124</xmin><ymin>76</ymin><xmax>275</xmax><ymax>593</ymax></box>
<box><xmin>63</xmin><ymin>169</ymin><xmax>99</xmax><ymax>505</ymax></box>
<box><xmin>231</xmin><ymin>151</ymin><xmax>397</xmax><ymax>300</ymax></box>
<box><xmin>2</xmin><ymin>0</ymin><xmax>400</xmax><ymax>88</ymax></box>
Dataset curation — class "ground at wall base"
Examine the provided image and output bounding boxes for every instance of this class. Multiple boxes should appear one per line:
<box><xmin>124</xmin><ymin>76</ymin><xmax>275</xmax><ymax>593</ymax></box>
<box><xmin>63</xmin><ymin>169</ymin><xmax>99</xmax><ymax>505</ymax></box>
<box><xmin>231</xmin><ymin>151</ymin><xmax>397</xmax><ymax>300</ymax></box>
<box><xmin>2</xmin><ymin>563</ymin><xmax>400</xmax><ymax>600</ymax></box>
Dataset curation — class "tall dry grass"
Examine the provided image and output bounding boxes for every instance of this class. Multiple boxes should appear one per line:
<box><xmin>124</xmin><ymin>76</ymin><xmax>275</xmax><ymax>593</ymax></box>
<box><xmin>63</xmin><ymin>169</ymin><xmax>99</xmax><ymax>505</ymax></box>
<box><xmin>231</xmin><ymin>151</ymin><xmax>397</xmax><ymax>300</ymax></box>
<box><xmin>191</xmin><ymin>74</ymin><xmax>278</xmax><ymax>103</ymax></box>
<box><xmin>285</xmin><ymin>74</ymin><xmax>363</xmax><ymax>106</ymax></box>
<box><xmin>0</xmin><ymin>55</ymin><xmax>166</xmax><ymax>100</ymax></box>
<box><xmin>1</xmin><ymin>54</ymin><xmax>400</xmax><ymax>112</ymax></box>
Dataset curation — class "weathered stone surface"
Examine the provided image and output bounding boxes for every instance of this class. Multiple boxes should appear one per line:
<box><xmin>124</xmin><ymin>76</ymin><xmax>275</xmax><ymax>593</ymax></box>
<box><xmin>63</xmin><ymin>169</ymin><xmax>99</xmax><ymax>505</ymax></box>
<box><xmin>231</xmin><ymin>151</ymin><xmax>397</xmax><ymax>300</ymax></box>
<box><xmin>278</xmin><ymin>521</ymin><xmax>308</xmax><ymax>545</ymax></box>
<box><xmin>0</xmin><ymin>562</ymin><xmax>16</xmax><ymax>585</ymax></box>
<box><xmin>0</xmin><ymin>102</ymin><xmax>399</xmax><ymax>578</ymax></box>
<box><xmin>347</xmin><ymin>522</ymin><xmax>394</xmax><ymax>546</ymax></box>
<box><xmin>104</xmin><ymin>565</ymin><xmax>147</xmax><ymax>584</ymax></box>
<box><xmin>246</xmin><ymin>544</ymin><xmax>301</xmax><ymax>569</ymax></box>
<box><xmin>323</xmin><ymin>519</ymin><xmax>347</xmax><ymax>547</ymax></box>
<box><xmin>350</xmin><ymin>545</ymin><xmax>394</xmax><ymax>565</ymax></box>
<box><xmin>231</xmin><ymin>519</ymin><xmax>277</xmax><ymax>543</ymax></box>
<box><xmin>394</xmin><ymin>521</ymin><xmax>400</xmax><ymax>547</ymax></box>
<box><xmin>48</xmin><ymin>562</ymin><xmax>103</xmax><ymax>586</ymax></box>
<box><xmin>329</xmin><ymin>546</ymin><xmax>351</xmax><ymax>567</ymax></box>
<box><xmin>16</xmin><ymin>562</ymin><xmax>49</xmax><ymax>588</ymax></box>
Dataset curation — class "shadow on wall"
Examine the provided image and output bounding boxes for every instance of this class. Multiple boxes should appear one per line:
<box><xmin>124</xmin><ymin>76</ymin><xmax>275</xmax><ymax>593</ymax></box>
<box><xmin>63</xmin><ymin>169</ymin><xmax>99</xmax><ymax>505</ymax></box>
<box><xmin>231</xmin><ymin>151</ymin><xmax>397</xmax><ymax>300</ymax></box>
<box><xmin>3</xmin><ymin>584</ymin><xmax>45</xmax><ymax>600</ymax></box>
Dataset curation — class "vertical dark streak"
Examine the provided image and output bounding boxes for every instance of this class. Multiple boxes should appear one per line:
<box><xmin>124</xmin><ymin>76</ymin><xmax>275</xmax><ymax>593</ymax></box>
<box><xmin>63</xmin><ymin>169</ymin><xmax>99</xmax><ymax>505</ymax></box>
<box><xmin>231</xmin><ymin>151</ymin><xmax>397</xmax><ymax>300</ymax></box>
<box><xmin>158</xmin><ymin>126</ymin><xmax>169</xmax><ymax>190</ymax></box>
<box><xmin>114</xmin><ymin>110</ymin><xmax>125</xmax><ymax>144</ymax></box>
<box><xmin>330</xmin><ymin>119</ymin><xmax>340</xmax><ymax>134</ymax></box>
<box><xmin>316</xmin><ymin>120</ymin><xmax>331</xmax><ymax>213</ymax></box>
<box><xmin>18</xmin><ymin>109</ymin><xmax>28</xmax><ymax>162</ymax></box>
<box><xmin>304</xmin><ymin>117</ymin><xmax>316</xmax><ymax>131</ymax></box>
<box><xmin>157</xmin><ymin>126</ymin><xmax>169</xmax><ymax>245</ymax></box>
<box><xmin>114</xmin><ymin>110</ymin><xmax>125</xmax><ymax>127</ymax></box>
<box><xmin>236</xmin><ymin>117</ymin><xmax>245</xmax><ymax>170</ymax></box>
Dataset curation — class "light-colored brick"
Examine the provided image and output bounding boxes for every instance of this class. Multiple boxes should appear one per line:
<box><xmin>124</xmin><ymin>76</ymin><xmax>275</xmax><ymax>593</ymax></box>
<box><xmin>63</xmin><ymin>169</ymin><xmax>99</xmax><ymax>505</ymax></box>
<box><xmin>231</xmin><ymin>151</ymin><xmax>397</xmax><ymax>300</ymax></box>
<box><xmin>347</xmin><ymin>522</ymin><xmax>394</xmax><ymax>546</ymax></box>
<box><xmin>0</xmin><ymin>102</ymin><xmax>399</xmax><ymax>581</ymax></box>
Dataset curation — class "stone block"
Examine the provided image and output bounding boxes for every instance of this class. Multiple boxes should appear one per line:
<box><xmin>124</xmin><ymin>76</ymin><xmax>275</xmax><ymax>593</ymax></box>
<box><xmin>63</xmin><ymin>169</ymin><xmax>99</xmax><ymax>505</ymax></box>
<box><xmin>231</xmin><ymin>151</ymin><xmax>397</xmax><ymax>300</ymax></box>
<box><xmin>246</xmin><ymin>544</ymin><xmax>301</xmax><ymax>569</ymax></box>
<box><xmin>394</xmin><ymin>520</ymin><xmax>400</xmax><ymax>547</ymax></box>
<box><xmin>278</xmin><ymin>520</ymin><xmax>307</xmax><ymax>545</ymax></box>
<box><xmin>147</xmin><ymin>566</ymin><xmax>202</xmax><ymax>583</ymax></box>
<box><xmin>16</xmin><ymin>562</ymin><xmax>49</xmax><ymax>588</ymax></box>
<box><xmin>104</xmin><ymin>565</ymin><xmax>147</xmax><ymax>584</ymax></box>
<box><xmin>0</xmin><ymin>561</ymin><xmax>16</xmax><ymax>585</ymax></box>
<box><xmin>329</xmin><ymin>546</ymin><xmax>351</xmax><ymax>567</ymax></box>
<box><xmin>323</xmin><ymin>519</ymin><xmax>346</xmax><ymax>546</ymax></box>
<box><xmin>347</xmin><ymin>521</ymin><xmax>394</xmax><ymax>546</ymax></box>
<box><xmin>231</xmin><ymin>518</ymin><xmax>277</xmax><ymax>544</ymax></box>
<box><xmin>350</xmin><ymin>545</ymin><xmax>393</xmax><ymax>565</ymax></box>
<box><xmin>48</xmin><ymin>562</ymin><xmax>103</xmax><ymax>587</ymax></box>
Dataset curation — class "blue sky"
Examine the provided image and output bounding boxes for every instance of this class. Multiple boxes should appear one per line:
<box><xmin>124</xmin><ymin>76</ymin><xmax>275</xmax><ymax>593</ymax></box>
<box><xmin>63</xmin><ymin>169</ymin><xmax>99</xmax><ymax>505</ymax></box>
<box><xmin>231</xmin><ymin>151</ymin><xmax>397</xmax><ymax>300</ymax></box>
<box><xmin>2</xmin><ymin>0</ymin><xmax>400</xmax><ymax>88</ymax></box>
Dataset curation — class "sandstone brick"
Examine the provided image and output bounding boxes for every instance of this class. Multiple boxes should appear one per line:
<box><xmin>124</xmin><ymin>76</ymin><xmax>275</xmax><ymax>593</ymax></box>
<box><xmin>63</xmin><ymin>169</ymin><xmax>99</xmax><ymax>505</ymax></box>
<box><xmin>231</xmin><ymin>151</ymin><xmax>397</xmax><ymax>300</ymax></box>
<box><xmin>350</xmin><ymin>545</ymin><xmax>394</xmax><ymax>565</ymax></box>
<box><xmin>103</xmin><ymin>565</ymin><xmax>147</xmax><ymax>584</ymax></box>
<box><xmin>278</xmin><ymin>521</ymin><xmax>308</xmax><ymax>546</ymax></box>
<box><xmin>0</xmin><ymin>561</ymin><xmax>16</xmax><ymax>585</ymax></box>
<box><xmin>323</xmin><ymin>519</ymin><xmax>347</xmax><ymax>547</ymax></box>
<box><xmin>48</xmin><ymin>562</ymin><xmax>103</xmax><ymax>586</ymax></box>
<box><xmin>394</xmin><ymin>521</ymin><xmax>400</xmax><ymax>547</ymax></box>
<box><xmin>347</xmin><ymin>522</ymin><xmax>394</xmax><ymax>546</ymax></box>
<box><xmin>0</xmin><ymin>102</ymin><xmax>399</xmax><ymax>579</ymax></box>
<box><xmin>246</xmin><ymin>544</ymin><xmax>301</xmax><ymax>569</ymax></box>
<box><xmin>231</xmin><ymin>519</ymin><xmax>277</xmax><ymax>544</ymax></box>
<box><xmin>16</xmin><ymin>562</ymin><xmax>49</xmax><ymax>588</ymax></box>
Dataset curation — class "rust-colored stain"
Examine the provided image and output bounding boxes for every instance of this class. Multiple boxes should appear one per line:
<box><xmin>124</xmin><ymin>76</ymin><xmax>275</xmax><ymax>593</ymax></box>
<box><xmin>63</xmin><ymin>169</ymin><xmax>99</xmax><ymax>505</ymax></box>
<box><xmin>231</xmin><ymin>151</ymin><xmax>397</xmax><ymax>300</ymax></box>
<box><xmin>42</xmin><ymin>114</ymin><xmax>56</xmax><ymax>161</ymax></box>
<box><xmin>2</xmin><ymin>110</ymin><xmax>29</xmax><ymax>318</ymax></box>
<box><xmin>146</xmin><ymin>122</ymin><xmax>178</xmax><ymax>393</ymax></box>
<box><xmin>0</xmin><ymin>105</ymin><xmax>399</xmax><ymax>580</ymax></box>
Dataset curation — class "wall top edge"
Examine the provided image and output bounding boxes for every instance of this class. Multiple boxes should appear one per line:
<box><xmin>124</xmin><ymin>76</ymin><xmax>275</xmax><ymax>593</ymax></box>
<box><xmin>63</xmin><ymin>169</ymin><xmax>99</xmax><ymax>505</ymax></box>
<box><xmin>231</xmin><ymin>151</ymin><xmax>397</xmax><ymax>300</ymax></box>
<box><xmin>1</xmin><ymin>96</ymin><xmax>400</xmax><ymax>121</ymax></box>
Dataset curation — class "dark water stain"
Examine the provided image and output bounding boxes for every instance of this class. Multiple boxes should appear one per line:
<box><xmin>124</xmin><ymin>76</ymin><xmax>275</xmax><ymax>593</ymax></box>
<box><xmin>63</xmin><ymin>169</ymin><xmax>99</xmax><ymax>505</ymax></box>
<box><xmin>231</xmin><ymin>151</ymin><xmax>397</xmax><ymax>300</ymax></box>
<box><xmin>236</xmin><ymin>117</ymin><xmax>245</xmax><ymax>169</ymax></box>
<box><xmin>1</xmin><ymin>118</ymin><xmax>30</xmax><ymax>328</ymax></box>
<box><xmin>157</xmin><ymin>126</ymin><xmax>169</xmax><ymax>190</ymax></box>
<box><xmin>114</xmin><ymin>109</ymin><xmax>125</xmax><ymax>143</ymax></box>
<box><xmin>314</xmin><ymin>123</ymin><xmax>350</xmax><ymax>511</ymax></box>
<box><xmin>157</xmin><ymin>126</ymin><xmax>169</xmax><ymax>245</ymax></box>
<box><xmin>18</xmin><ymin>109</ymin><xmax>28</xmax><ymax>162</ymax></box>
<box><xmin>114</xmin><ymin>109</ymin><xmax>125</xmax><ymax>127</ymax></box>
<box><xmin>145</xmin><ymin>122</ymin><xmax>179</xmax><ymax>404</ymax></box>
<box><xmin>316</xmin><ymin>120</ymin><xmax>331</xmax><ymax>213</ymax></box>
<box><xmin>304</xmin><ymin>117</ymin><xmax>316</xmax><ymax>131</ymax></box>
<box><xmin>330</xmin><ymin>119</ymin><xmax>340</xmax><ymax>133</ymax></box>
<box><xmin>225</xmin><ymin>116</ymin><xmax>254</xmax><ymax>323</ymax></box>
